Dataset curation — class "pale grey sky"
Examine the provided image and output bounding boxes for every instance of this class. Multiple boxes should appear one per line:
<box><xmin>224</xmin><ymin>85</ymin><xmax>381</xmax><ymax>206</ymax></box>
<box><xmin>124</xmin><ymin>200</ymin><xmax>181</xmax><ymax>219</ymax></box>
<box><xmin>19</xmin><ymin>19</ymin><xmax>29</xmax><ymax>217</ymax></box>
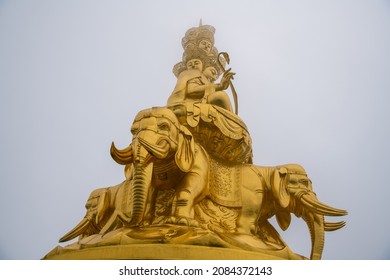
<box><xmin>0</xmin><ymin>0</ymin><xmax>389</xmax><ymax>259</ymax></box>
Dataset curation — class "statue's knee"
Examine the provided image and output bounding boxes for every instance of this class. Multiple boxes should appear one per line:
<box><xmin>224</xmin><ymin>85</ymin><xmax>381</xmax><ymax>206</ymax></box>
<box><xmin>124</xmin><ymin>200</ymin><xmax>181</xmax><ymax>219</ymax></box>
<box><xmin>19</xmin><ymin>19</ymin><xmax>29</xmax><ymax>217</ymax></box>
<box><xmin>208</xmin><ymin>92</ymin><xmax>232</xmax><ymax>111</ymax></box>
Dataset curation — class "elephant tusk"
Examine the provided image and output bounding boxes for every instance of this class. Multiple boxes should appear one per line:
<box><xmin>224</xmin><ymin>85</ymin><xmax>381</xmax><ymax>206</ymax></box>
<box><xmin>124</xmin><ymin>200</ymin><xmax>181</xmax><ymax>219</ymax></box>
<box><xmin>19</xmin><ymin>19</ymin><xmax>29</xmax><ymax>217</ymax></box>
<box><xmin>324</xmin><ymin>221</ymin><xmax>346</xmax><ymax>231</ymax></box>
<box><xmin>59</xmin><ymin>214</ymin><xmax>92</xmax><ymax>242</ymax></box>
<box><xmin>99</xmin><ymin>211</ymin><xmax>130</xmax><ymax>235</ymax></box>
<box><xmin>301</xmin><ymin>194</ymin><xmax>348</xmax><ymax>216</ymax></box>
<box><xmin>110</xmin><ymin>142</ymin><xmax>133</xmax><ymax>165</ymax></box>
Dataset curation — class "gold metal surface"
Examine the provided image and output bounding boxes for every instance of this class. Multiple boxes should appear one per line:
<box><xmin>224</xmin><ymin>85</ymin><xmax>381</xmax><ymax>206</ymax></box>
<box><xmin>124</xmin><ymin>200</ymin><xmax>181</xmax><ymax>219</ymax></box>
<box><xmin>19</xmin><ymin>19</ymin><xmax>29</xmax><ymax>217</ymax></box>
<box><xmin>44</xmin><ymin>22</ymin><xmax>347</xmax><ymax>260</ymax></box>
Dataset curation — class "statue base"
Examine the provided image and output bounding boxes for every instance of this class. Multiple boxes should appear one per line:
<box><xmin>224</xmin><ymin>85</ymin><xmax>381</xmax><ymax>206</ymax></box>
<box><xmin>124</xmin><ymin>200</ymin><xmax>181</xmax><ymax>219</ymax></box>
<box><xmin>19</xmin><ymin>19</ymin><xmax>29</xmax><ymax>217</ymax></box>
<box><xmin>44</xmin><ymin>243</ymin><xmax>299</xmax><ymax>260</ymax></box>
<box><xmin>43</xmin><ymin>225</ymin><xmax>306</xmax><ymax>260</ymax></box>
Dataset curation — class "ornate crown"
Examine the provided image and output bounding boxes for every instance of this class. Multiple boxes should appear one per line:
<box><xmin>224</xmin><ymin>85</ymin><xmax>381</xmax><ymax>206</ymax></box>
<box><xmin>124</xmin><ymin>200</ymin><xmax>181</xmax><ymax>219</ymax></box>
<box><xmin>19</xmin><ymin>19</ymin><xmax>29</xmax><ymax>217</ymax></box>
<box><xmin>181</xmin><ymin>23</ymin><xmax>215</xmax><ymax>50</ymax></box>
<box><xmin>173</xmin><ymin>22</ymin><xmax>226</xmax><ymax>78</ymax></box>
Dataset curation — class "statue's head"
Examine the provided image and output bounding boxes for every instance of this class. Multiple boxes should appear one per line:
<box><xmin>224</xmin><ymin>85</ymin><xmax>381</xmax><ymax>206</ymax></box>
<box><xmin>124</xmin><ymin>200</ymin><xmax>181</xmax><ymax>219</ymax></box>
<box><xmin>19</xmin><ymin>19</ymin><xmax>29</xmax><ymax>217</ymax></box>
<box><xmin>186</xmin><ymin>58</ymin><xmax>203</xmax><ymax>71</ymax></box>
<box><xmin>198</xmin><ymin>39</ymin><xmax>212</xmax><ymax>54</ymax></box>
<box><xmin>203</xmin><ymin>66</ymin><xmax>218</xmax><ymax>82</ymax></box>
<box><xmin>173</xmin><ymin>22</ymin><xmax>225</xmax><ymax>78</ymax></box>
<box><xmin>181</xmin><ymin>22</ymin><xmax>215</xmax><ymax>53</ymax></box>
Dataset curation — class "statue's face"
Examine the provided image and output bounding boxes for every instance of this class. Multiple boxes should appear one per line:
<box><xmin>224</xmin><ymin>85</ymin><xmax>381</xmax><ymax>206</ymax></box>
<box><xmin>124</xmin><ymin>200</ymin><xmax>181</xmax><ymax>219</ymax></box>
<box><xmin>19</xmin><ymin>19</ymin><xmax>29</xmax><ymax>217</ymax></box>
<box><xmin>203</xmin><ymin>66</ymin><xmax>218</xmax><ymax>82</ymax></box>
<box><xmin>186</xmin><ymin>59</ymin><xmax>203</xmax><ymax>71</ymax></box>
<box><xmin>198</xmin><ymin>39</ymin><xmax>212</xmax><ymax>54</ymax></box>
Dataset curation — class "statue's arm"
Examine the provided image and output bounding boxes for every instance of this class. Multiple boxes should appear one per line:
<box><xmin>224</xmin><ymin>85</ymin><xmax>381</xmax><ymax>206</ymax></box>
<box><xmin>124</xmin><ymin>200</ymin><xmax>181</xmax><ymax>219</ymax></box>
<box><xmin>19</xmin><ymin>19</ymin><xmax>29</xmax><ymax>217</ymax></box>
<box><xmin>185</xmin><ymin>69</ymin><xmax>235</xmax><ymax>99</ymax></box>
<box><xmin>185</xmin><ymin>76</ymin><xmax>208</xmax><ymax>99</ymax></box>
<box><xmin>215</xmin><ymin>68</ymin><xmax>235</xmax><ymax>91</ymax></box>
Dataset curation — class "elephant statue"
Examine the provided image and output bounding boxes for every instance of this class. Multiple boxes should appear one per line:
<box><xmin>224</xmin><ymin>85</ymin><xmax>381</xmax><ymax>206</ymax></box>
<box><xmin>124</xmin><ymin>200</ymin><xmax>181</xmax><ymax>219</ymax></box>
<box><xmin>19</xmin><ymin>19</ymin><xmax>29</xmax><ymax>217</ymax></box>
<box><xmin>197</xmin><ymin>163</ymin><xmax>347</xmax><ymax>260</ymax></box>
<box><xmin>109</xmin><ymin>106</ymin><xmax>346</xmax><ymax>259</ymax></box>
<box><xmin>59</xmin><ymin>106</ymin><xmax>346</xmax><ymax>260</ymax></box>
<box><xmin>110</xmin><ymin>107</ymin><xmax>210</xmax><ymax>227</ymax></box>
<box><xmin>59</xmin><ymin>180</ymin><xmax>134</xmax><ymax>242</ymax></box>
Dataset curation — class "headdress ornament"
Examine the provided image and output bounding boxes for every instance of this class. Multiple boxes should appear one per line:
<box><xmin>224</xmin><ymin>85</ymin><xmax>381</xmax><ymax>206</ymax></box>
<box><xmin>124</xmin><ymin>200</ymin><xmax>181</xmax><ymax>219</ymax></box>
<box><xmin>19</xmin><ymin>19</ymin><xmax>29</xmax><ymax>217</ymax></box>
<box><xmin>181</xmin><ymin>22</ymin><xmax>216</xmax><ymax>50</ymax></box>
<box><xmin>172</xmin><ymin>22</ymin><xmax>226</xmax><ymax>78</ymax></box>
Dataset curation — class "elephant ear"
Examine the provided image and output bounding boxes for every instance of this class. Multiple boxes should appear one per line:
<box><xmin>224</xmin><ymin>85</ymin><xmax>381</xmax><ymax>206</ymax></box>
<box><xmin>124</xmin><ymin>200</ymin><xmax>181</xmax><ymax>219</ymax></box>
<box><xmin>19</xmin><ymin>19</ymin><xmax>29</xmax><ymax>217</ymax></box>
<box><xmin>96</xmin><ymin>189</ymin><xmax>110</xmax><ymax>224</ymax></box>
<box><xmin>175</xmin><ymin>125</ymin><xmax>195</xmax><ymax>172</ymax></box>
<box><xmin>275</xmin><ymin>209</ymin><xmax>292</xmax><ymax>231</ymax></box>
<box><xmin>272</xmin><ymin>167</ymin><xmax>290</xmax><ymax>209</ymax></box>
<box><xmin>124</xmin><ymin>164</ymin><xmax>134</xmax><ymax>180</ymax></box>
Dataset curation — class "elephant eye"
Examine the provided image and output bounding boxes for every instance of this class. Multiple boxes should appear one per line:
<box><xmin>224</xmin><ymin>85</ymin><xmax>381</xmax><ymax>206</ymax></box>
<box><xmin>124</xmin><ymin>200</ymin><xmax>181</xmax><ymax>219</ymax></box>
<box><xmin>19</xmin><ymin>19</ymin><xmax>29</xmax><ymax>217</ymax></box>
<box><xmin>158</xmin><ymin>122</ymin><xmax>170</xmax><ymax>131</ymax></box>
<box><xmin>131</xmin><ymin>124</ymin><xmax>139</xmax><ymax>135</ymax></box>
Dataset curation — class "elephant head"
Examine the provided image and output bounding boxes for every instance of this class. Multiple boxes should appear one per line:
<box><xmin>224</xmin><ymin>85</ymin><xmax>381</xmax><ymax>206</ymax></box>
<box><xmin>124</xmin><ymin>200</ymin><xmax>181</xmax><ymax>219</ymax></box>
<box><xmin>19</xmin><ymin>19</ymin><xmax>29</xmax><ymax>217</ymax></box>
<box><xmin>110</xmin><ymin>107</ymin><xmax>197</xmax><ymax>226</ymax></box>
<box><xmin>59</xmin><ymin>187</ymin><xmax>112</xmax><ymax>242</ymax></box>
<box><xmin>265</xmin><ymin>164</ymin><xmax>347</xmax><ymax>260</ymax></box>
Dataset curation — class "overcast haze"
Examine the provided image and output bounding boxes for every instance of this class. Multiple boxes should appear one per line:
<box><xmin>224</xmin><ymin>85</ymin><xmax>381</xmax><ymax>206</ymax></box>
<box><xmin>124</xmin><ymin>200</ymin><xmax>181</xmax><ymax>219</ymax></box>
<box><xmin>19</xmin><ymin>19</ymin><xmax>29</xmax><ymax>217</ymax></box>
<box><xmin>1</xmin><ymin>0</ymin><xmax>389</xmax><ymax>259</ymax></box>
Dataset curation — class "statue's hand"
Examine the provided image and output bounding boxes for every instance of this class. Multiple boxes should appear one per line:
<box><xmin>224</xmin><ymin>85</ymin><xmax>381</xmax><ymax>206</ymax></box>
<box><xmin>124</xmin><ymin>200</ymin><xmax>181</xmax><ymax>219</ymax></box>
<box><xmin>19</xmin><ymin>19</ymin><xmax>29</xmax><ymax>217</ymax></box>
<box><xmin>218</xmin><ymin>68</ymin><xmax>235</xmax><ymax>90</ymax></box>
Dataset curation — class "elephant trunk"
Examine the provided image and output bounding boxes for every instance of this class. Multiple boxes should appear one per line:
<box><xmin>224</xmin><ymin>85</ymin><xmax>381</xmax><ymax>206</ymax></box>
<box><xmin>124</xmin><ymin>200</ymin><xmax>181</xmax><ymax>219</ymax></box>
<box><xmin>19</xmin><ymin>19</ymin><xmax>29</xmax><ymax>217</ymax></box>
<box><xmin>129</xmin><ymin>142</ymin><xmax>154</xmax><ymax>226</ymax></box>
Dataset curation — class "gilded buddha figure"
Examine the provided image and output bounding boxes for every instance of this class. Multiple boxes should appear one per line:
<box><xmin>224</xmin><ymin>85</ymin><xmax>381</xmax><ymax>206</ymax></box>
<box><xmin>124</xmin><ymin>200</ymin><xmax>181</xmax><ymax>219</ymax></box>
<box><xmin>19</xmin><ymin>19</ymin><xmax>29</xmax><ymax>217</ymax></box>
<box><xmin>167</xmin><ymin>23</ymin><xmax>234</xmax><ymax>112</ymax></box>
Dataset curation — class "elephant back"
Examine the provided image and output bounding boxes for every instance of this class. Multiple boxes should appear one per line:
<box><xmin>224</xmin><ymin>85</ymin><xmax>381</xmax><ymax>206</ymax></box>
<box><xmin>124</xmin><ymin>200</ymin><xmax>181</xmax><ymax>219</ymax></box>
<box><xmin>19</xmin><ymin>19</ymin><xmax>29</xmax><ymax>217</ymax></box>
<box><xmin>169</xmin><ymin>103</ymin><xmax>253</xmax><ymax>164</ymax></box>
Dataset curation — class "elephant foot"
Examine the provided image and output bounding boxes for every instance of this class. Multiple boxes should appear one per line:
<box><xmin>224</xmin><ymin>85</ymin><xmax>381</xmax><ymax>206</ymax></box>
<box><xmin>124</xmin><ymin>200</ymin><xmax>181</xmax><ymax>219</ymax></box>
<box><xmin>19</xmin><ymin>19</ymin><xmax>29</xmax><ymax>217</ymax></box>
<box><xmin>164</xmin><ymin>216</ymin><xmax>200</xmax><ymax>227</ymax></box>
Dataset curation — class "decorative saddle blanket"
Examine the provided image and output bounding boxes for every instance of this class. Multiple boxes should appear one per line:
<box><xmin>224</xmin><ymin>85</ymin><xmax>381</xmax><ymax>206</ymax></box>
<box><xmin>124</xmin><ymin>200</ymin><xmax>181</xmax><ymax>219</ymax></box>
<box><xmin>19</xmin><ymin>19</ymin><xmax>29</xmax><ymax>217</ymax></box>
<box><xmin>208</xmin><ymin>157</ymin><xmax>242</xmax><ymax>207</ymax></box>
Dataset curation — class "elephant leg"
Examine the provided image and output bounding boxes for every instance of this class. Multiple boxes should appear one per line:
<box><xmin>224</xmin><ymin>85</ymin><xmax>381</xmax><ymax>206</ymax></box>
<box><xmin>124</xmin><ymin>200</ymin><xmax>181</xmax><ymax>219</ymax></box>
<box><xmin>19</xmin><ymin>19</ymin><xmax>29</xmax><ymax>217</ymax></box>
<box><xmin>174</xmin><ymin>172</ymin><xmax>207</xmax><ymax>219</ymax></box>
<box><xmin>142</xmin><ymin>186</ymin><xmax>157</xmax><ymax>225</ymax></box>
<box><xmin>238</xmin><ymin>165</ymin><xmax>293</xmax><ymax>238</ymax></box>
<box><xmin>238</xmin><ymin>166</ymin><xmax>270</xmax><ymax>234</ymax></box>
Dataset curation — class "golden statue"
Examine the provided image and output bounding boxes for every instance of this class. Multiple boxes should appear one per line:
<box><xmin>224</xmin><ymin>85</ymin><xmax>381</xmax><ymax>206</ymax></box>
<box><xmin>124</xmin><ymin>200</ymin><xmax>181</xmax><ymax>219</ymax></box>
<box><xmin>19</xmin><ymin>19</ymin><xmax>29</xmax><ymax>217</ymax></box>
<box><xmin>43</xmin><ymin>22</ymin><xmax>347</xmax><ymax>260</ymax></box>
